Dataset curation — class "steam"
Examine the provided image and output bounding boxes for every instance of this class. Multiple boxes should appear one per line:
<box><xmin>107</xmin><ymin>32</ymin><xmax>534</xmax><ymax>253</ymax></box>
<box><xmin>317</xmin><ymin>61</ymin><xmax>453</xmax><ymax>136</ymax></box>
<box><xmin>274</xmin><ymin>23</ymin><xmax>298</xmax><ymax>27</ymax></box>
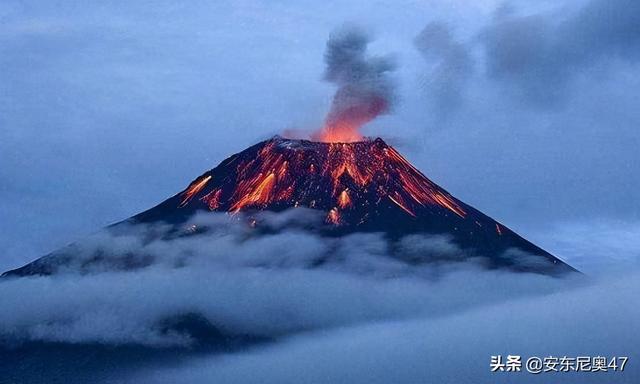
<box><xmin>314</xmin><ymin>26</ymin><xmax>396</xmax><ymax>142</ymax></box>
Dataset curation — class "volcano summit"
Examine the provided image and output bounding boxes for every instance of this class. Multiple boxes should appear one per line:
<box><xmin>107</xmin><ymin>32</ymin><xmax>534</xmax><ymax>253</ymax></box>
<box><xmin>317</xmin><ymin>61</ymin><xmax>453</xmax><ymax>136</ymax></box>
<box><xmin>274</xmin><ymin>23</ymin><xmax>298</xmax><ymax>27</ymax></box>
<box><xmin>3</xmin><ymin>136</ymin><xmax>576</xmax><ymax>277</ymax></box>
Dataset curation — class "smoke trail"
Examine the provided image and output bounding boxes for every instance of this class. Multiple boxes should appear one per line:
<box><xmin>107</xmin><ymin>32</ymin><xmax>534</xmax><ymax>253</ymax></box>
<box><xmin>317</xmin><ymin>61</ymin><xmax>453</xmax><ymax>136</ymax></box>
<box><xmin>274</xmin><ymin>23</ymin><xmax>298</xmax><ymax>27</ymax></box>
<box><xmin>314</xmin><ymin>26</ymin><xmax>396</xmax><ymax>142</ymax></box>
<box><xmin>414</xmin><ymin>22</ymin><xmax>474</xmax><ymax>119</ymax></box>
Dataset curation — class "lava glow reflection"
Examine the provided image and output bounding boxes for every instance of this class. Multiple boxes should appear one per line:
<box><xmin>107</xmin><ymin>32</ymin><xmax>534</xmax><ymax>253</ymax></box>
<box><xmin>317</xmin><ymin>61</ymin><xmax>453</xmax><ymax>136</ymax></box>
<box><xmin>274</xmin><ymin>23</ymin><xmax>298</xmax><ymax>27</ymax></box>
<box><xmin>313</xmin><ymin>122</ymin><xmax>364</xmax><ymax>143</ymax></box>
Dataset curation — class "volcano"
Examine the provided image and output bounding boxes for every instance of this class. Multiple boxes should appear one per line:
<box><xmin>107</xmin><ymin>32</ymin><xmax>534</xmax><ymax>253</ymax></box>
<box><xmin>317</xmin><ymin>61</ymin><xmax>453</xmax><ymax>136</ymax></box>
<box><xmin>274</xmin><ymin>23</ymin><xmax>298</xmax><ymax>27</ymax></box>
<box><xmin>2</xmin><ymin>136</ymin><xmax>576</xmax><ymax>277</ymax></box>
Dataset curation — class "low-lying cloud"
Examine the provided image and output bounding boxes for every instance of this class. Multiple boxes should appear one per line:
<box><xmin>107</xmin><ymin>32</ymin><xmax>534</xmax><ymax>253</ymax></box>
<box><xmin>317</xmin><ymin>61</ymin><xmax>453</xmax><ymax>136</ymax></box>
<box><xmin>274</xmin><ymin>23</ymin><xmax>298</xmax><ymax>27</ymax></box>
<box><xmin>0</xmin><ymin>211</ymin><xmax>636</xmax><ymax>383</ymax></box>
<box><xmin>132</xmin><ymin>271</ymin><xmax>640</xmax><ymax>383</ymax></box>
<box><xmin>0</xmin><ymin>211</ymin><xmax>582</xmax><ymax>347</ymax></box>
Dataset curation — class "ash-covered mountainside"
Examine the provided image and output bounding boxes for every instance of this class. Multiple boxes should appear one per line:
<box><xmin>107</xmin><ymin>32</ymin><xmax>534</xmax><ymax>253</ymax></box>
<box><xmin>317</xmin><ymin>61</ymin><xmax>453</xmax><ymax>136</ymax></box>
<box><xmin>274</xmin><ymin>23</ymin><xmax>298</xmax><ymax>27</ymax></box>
<box><xmin>2</xmin><ymin>136</ymin><xmax>577</xmax><ymax>277</ymax></box>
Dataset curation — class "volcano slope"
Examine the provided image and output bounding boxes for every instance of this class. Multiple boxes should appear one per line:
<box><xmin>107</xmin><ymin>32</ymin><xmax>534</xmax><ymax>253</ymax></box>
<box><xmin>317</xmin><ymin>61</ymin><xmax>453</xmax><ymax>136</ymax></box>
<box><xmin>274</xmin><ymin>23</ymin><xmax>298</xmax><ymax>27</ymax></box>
<box><xmin>2</xmin><ymin>136</ymin><xmax>577</xmax><ymax>277</ymax></box>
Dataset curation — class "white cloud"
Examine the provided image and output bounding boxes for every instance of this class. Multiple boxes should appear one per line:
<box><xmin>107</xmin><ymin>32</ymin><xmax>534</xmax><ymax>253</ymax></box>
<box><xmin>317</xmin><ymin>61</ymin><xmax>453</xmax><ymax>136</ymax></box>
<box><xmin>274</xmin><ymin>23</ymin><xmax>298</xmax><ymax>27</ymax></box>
<box><xmin>131</xmin><ymin>271</ymin><xmax>640</xmax><ymax>383</ymax></box>
<box><xmin>0</xmin><ymin>212</ymin><xmax>584</xmax><ymax>347</ymax></box>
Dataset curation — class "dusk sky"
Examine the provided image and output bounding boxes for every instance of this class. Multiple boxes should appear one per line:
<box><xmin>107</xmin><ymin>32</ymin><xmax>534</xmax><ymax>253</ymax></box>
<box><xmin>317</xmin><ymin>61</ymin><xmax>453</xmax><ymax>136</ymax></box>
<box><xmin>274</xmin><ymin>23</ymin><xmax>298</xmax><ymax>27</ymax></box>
<box><xmin>1</xmin><ymin>0</ymin><xmax>639</xmax><ymax>272</ymax></box>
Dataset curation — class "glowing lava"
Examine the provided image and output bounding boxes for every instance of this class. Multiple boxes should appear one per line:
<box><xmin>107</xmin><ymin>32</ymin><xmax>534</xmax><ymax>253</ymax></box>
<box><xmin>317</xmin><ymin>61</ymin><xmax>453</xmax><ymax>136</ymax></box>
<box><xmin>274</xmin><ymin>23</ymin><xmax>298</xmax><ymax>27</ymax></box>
<box><xmin>326</xmin><ymin>207</ymin><xmax>341</xmax><ymax>225</ymax></box>
<box><xmin>175</xmin><ymin>136</ymin><xmax>468</xmax><ymax>226</ymax></box>
<box><xmin>314</xmin><ymin>122</ymin><xmax>364</xmax><ymax>143</ymax></box>
<box><xmin>179</xmin><ymin>175</ymin><xmax>211</xmax><ymax>207</ymax></box>
<box><xmin>312</xmin><ymin>94</ymin><xmax>388</xmax><ymax>143</ymax></box>
<box><xmin>338</xmin><ymin>189</ymin><xmax>352</xmax><ymax>209</ymax></box>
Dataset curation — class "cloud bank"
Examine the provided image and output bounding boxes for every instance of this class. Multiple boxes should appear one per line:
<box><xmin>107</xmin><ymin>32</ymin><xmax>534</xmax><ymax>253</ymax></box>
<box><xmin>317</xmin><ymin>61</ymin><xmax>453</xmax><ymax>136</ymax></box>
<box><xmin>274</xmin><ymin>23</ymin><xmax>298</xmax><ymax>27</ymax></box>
<box><xmin>0</xmin><ymin>211</ymin><xmax>582</xmax><ymax>347</ymax></box>
<box><xmin>132</xmin><ymin>271</ymin><xmax>640</xmax><ymax>384</ymax></box>
<box><xmin>0</xmin><ymin>215</ymin><xmax>636</xmax><ymax>384</ymax></box>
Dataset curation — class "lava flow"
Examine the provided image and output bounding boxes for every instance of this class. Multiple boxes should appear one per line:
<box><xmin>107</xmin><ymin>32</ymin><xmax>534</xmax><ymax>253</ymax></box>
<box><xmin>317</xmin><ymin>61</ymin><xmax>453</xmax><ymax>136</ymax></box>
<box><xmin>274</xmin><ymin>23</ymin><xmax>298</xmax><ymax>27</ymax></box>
<box><xmin>173</xmin><ymin>136</ymin><xmax>467</xmax><ymax>227</ymax></box>
<box><xmin>4</xmin><ymin>135</ymin><xmax>578</xmax><ymax>278</ymax></box>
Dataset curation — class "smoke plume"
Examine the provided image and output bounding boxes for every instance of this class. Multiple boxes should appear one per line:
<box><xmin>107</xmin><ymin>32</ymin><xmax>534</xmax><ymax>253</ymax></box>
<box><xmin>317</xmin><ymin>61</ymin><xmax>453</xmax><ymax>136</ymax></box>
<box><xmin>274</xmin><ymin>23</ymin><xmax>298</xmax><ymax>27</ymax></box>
<box><xmin>414</xmin><ymin>22</ymin><xmax>474</xmax><ymax>119</ymax></box>
<box><xmin>314</xmin><ymin>26</ymin><xmax>396</xmax><ymax>142</ymax></box>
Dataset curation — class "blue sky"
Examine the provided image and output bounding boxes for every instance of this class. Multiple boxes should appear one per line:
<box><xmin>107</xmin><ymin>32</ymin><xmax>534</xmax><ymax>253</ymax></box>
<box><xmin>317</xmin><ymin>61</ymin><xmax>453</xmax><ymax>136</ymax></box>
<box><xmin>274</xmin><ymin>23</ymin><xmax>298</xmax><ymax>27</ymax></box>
<box><xmin>1</xmin><ymin>0</ymin><xmax>639</xmax><ymax>272</ymax></box>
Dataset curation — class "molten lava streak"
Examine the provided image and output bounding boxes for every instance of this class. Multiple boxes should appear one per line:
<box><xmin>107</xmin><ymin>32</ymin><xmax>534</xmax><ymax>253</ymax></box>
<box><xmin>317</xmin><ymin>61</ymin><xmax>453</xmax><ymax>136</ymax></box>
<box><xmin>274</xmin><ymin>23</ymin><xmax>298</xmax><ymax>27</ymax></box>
<box><xmin>230</xmin><ymin>172</ymin><xmax>277</xmax><ymax>212</ymax></box>
<box><xmin>176</xmin><ymin>137</ymin><xmax>468</xmax><ymax>226</ymax></box>
<box><xmin>338</xmin><ymin>189</ymin><xmax>352</xmax><ymax>209</ymax></box>
<box><xmin>326</xmin><ymin>207</ymin><xmax>341</xmax><ymax>225</ymax></box>
<box><xmin>179</xmin><ymin>175</ymin><xmax>211</xmax><ymax>207</ymax></box>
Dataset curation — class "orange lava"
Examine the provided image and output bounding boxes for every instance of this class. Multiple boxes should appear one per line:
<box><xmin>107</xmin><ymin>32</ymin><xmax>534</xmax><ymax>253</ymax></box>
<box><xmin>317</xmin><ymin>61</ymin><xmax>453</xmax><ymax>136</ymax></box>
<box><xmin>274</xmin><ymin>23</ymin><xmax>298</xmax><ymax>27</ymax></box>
<box><xmin>179</xmin><ymin>175</ymin><xmax>211</xmax><ymax>207</ymax></box>
<box><xmin>201</xmin><ymin>189</ymin><xmax>222</xmax><ymax>210</ymax></box>
<box><xmin>326</xmin><ymin>207</ymin><xmax>341</xmax><ymax>224</ymax></box>
<box><xmin>432</xmin><ymin>193</ymin><xmax>467</xmax><ymax>218</ymax></box>
<box><xmin>313</xmin><ymin>92</ymin><xmax>388</xmax><ymax>143</ymax></box>
<box><xmin>230</xmin><ymin>172</ymin><xmax>277</xmax><ymax>212</ymax></box>
<box><xmin>177</xmin><ymin>137</ymin><xmax>469</xmax><ymax>224</ymax></box>
<box><xmin>388</xmin><ymin>192</ymin><xmax>416</xmax><ymax>217</ymax></box>
<box><xmin>314</xmin><ymin>122</ymin><xmax>364</xmax><ymax>143</ymax></box>
<box><xmin>338</xmin><ymin>189</ymin><xmax>352</xmax><ymax>209</ymax></box>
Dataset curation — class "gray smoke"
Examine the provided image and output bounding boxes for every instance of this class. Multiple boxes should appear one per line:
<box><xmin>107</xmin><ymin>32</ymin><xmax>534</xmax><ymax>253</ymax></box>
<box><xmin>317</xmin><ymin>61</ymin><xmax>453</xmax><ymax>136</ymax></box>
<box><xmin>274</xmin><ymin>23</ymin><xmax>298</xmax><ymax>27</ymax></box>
<box><xmin>319</xmin><ymin>26</ymin><xmax>396</xmax><ymax>138</ymax></box>
<box><xmin>414</xmin><ymin>22</ymin><xmax>474</xmax><ymax>118</ymax></box>
<box><xmin>480</xmin><ymin>0</ymin><xmax>640</xmax><ymax>108</ymax></box>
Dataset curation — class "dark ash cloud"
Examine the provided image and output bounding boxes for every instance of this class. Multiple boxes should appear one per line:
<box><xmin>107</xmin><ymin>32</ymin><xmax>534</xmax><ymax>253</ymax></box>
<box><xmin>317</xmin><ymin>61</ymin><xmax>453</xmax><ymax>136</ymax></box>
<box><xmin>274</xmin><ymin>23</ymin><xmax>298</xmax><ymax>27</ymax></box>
<box><xmin>1</xmin><ymin>212</ymin><xmax>637</xmax><ymax>384</ymax></box>
<box><xmin>414</xmin><ymin>22</ymin><xmax>474</xmax><ymax>117</ymax></box>
<box><xmin>481</xmin><ymin>0</ymin><xmax>640</xmax><ymax>107</ymax></box>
